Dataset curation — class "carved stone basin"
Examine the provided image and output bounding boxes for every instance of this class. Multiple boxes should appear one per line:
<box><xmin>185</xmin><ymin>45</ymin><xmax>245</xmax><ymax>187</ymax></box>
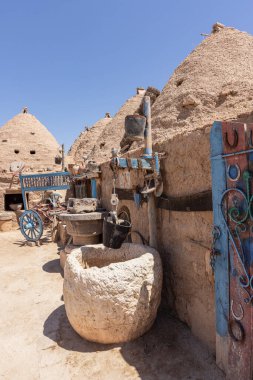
<box><xmin>63</xmin><ymin>243</ymin><xmax>162</xmax><ymax>344</ymax></box>
<box><xmin>59</xmin><ymin>212</ymin><xmax>106</xmax><ymax>245</ymax></box>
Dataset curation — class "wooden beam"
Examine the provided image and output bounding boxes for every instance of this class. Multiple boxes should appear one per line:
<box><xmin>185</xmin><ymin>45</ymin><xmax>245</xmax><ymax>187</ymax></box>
<box><xmin>114</xmin><ymin>188</ymin><xmax>212</xmax><ymax>212</ymax></box>
<box><xmin>156</xmin><ymin>190</ymin><xmax>212</xmax><ymax>212</ymax></box>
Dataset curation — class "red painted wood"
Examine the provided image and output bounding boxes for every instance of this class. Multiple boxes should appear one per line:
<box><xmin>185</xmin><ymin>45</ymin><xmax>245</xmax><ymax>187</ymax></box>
<box><xmin>222</xmin><ymin>122</ymin><xmax>252</xmax><ymax>379</ymax></box>
<box><xmin>246</xmin><ymin>122</ymin><xmax>253</xmax><ymax>379</ymax></box>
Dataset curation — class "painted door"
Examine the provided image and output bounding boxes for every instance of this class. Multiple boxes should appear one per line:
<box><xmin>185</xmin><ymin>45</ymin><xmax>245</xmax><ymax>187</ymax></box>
<box><xmin>211</xmin><ymin>121</ymin><xmax>253</xmax><ymax>379</ymax></box>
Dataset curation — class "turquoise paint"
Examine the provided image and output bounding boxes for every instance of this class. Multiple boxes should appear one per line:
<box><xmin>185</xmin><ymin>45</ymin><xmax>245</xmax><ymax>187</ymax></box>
<box><xmin>210</xmin><ymin>121</ymin><xmax>229</xmax><ymax>337</ymax></box>
<box><xmin>91</xmin><ymin>178</ymin><xmax>97</xmax><ymax>198</ymax></box>
<box><xmin>113</xmin><ymin>157</ymin><xmax>152</xmax><ymax>170</ymax></box>
<box><xmin>20</xmin><ymin>171</ymin><xmax>69</xmax><ymax>179</ymax></box>
<box><xmin>19</xmin><ymin>171</ymin><xmax>71</xmax><ymax>210</ymax></box>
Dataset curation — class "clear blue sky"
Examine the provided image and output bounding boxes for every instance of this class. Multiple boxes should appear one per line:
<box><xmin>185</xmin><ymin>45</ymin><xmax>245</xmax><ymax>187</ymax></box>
<box><xmin>0</xmin><ymin>0</ymin><xmax>252</xmax><ymax>150</ymax></box>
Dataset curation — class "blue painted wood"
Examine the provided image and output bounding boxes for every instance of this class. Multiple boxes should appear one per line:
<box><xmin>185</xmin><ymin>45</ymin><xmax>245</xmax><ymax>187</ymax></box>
<box><xmin>114</xmin><ymin>158</ymin><xmax>152</xmax><ymax>170</ymax></box>
<box><xmin>21</xmin><ymin>184</ymin><xmax>70</xmax><ymax>197</ymax></box>
<box><xmin>210</xmin><ymin>121</ymin><xmax>229</xmax><ymax>337</ymax></box>
<box><xmin>20</xmin><ymin>171</ymin><xmax>70</xmax><ymax>179</ymax></box>
<box><xmin>22</xmin><ymin>188</ymin><xmax>28</xmax><ymax>210</ymax></box>
<box><xmin>19</xmin><ymin>210</ymin><xmax>43</xmax><ymax>241</ymax></box>
<box><xmin>19</xmin><ymin>171</ymin><xmax>71</xmax><ymax>210</ymax></box>
<box><xmin>154</xmin><ymin>152</ymin><xmax>159</xmax><ymax>173</ymax></box>
<box><xmin>20</xmin><ymin>172</ymin><xmax>70</xmax><ymax>191</ymax></box>
<box><xmin>21</xmin><ymin>185</ymin><xmax>70</xmax><ymax>192</ymax></box>
<box><xmin>91</xmin><ymin>179</ymin><xmax>97</xmax><ymax>198</ymax></box>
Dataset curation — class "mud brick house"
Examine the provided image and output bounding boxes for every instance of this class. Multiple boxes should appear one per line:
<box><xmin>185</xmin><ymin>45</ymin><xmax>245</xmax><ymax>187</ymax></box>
<box><xmin>0</xmin><ymin>108</ymin><xmax>62</xmax><ymax>212</ymax></box>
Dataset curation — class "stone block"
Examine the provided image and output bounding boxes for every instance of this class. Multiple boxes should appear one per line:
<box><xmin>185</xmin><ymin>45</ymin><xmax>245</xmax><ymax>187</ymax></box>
<box><xmin>67</xmin><ymin>198</ymin><xmax>98</xmax><ymax>214</ymax></box>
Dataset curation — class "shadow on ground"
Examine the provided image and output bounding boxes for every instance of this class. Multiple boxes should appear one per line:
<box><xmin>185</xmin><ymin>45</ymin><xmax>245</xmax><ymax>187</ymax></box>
<box><xmin>43</xmin><ymin>305</ymin><xmax>225</xmax><ymax>380</ymax></box>
<box><xmin>42</xmin><ymin>258</ymin><xmax>63</xmax><ymax>277</ymax></box>
<box><xmin>43</xmin><ymin>304</ymin><xmax>117</xmax><ymax>353</ymax></box>
<box><xmin>13</xmin><ymin>233</ymin><xmax>53</xmax><ymax>247</ymax></box>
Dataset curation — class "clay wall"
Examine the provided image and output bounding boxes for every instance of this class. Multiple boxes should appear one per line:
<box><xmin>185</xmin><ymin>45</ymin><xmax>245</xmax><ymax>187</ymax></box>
<box><xmin>100</xmin><ymin>126</ymin><xmax>215</xmax><ymax>352</ymax></box>
<box><xmin>0</xmin><ymin>111</ymin><xmax>64</xmax><ymax>213</ymax></box>
<box><xmin>0</xmin><ymin>173</ymin><xmax>48</xmax><ymax>216</ymax></box>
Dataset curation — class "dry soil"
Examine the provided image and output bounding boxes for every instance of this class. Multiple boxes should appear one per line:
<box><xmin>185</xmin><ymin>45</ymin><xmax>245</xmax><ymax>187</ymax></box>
<box><xmin>0</xmin><ymin>230</ymin><xmax>225</xmax><ymax>380</ymax></box>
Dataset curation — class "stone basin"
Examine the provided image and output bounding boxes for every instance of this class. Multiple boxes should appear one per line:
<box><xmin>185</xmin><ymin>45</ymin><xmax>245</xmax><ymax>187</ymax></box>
<box><xmin>60</xmin><ymin>244</ymin><xmax>76</xmax><ymax>270</ymax></box>
<box><xmin>9</xmin><ymin>203</ymin><xmax>23</xmax><ymax>211</ymax></box>
<box><xmin>63</xmin><ymin>243</ymin><xmax>162</xmax><ymax>344</ymax></box>
<box><xmin>59</xmin><ymin>212</ymin><xmax>106</xmax><ymax>245</ymax></box>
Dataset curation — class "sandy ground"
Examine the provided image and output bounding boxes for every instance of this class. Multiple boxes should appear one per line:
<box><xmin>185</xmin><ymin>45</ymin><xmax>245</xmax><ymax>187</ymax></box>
<box><xmin>0</xmin><ymin>230</ymin><xmax>225</xmax><ymax>380</ymax></box>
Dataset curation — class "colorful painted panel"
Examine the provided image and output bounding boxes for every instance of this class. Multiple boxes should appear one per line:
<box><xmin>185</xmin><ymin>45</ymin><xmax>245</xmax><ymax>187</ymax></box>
<box><xmin>211</xmin><ymin>121</ymin><xmax>253</xmax><ymax>379</ymax></box>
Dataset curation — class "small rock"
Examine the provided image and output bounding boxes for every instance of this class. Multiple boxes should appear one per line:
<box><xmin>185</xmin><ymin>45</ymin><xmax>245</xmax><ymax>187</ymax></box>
<box><xmin>27</xmin><ymin>241</ymin><xmax>36</xmax><ymax>247</ymax></box>
<box><xmin>182</xmin><ymin>95</ymin><xmax>200</xmax><ymax>109</ymax></box>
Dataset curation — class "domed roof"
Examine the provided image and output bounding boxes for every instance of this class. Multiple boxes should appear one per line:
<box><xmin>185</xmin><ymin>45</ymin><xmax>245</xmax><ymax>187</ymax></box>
<box><xmin>68</xmin><ymin>115</ymin><xmax>112</xmax><ymax>164</ymax></box>
<box><xmin>152</xmin><ymin>25</ymin><xmax>253</xmax><ymax>141</ymax></box>
<box><xmin>89</xmin><ymin>90</ymin><xmax>146</xmax><ymax>164</ymax></box>
<box><xmin>0</xmin><ymin>108</ymin><xmax>61</xmax><ymax>172</ymax></box>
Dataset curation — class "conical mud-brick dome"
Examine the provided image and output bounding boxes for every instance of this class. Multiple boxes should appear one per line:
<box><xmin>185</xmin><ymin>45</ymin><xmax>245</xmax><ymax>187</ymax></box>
<box><xmin>0</xmin><ymin>108</ymin><xmax>61</xmax><ymax>172</ymax></box>
<box><xmin>89</xmin><ymin>89</ymin><xmax>146</xmax><ymax>165</ymax></box>
<box><xmin>68</xmin><ymin>114</ymin><xmax>112</xmax><ymax>164</ymax></box>
<box><xmin>152</xmin><ymin>24</ymin><xmax>253</xmax><ymax>141</ymax></box>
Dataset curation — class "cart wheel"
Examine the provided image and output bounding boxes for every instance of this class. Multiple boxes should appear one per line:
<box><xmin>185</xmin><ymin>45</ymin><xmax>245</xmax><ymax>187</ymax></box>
<box><xmin>19</xmin><ymin>210</ymin><xmax>43</xmax><ymax>242</ymax></box>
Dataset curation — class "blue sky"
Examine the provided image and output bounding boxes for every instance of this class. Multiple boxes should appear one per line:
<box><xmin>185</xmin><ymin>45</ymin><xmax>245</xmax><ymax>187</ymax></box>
<box><xmin>0</xmin><ymin>0</ymin><xmax>252</xmax><ymax>150</ymax></box>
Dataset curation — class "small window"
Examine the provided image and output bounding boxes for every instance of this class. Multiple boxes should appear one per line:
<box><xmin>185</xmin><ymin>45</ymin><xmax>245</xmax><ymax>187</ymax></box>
<box><xmin>14</xmin><ymin>149</ymin><xmax>19</xmax><ymax>154</ymax></box>
<box><xmin>30</xmin><ymin>150</ymin><xmax>36</xmax><ymax>155</ymax></box>
<box><xmin>2</xmin><ymin>139</ymin><xmax>7</xmax><ymax>142</ymax></box>
<box><xmin>30</xmin><ymin>132</ymin><xmax>35</xmax><ymax>135</ymax></box>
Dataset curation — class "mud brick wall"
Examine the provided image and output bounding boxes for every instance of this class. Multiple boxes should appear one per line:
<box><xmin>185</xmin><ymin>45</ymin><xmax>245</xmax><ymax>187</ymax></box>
<box><xmin>100</xmin><ymin>127</ymin><xmax>215</xmax><ymax>352</ymax></box>
<box><xmin>0</xmin><ymin>173</ymin><xmax>47</xmax><ymax>213</ymax></box>
<box><xmin>0</xmin><ymin>111</ymin><xmax>61</xmax><ymax>173</ymax></box>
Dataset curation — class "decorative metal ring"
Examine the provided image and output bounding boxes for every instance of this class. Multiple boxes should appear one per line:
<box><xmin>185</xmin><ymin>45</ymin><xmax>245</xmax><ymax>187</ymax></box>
<box><xmin>225</xmin><ymin>128</ymin><xmax>238</xmax><ymax>149</ymax></box>
<box><xmin>231</xmin><ymin>300</ymin><xmax>244</xmax><ymax>321</ymax></box>
<box><xmin>227</xmin><ymin>164</ymin><xmax>241</xmax><ymax>181</ymax></box>
<box><xmin>228</xmin><ymin>319</ymin><xmax>245</xmax><ymax>342</ymax></box>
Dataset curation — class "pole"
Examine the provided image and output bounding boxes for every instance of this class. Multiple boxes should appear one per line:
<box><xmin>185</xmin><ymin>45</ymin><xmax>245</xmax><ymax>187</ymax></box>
<box><xmin>143</xmin><ymin>96</ymin><xmax>152</xmax><ymax>158</ymax></box>
<box><xmin>62</xmin><ymin>144</ymin><xmax>65</xmax><ymax>171</ymax></box>
<box><xmin>143</xmin><ymin>96</ymin><xmax>157</xmax><ymax>248</ymax></box>
<box><xmin>148</xmin><ymin>193</ymin><xmax>158</xmax><ymax>249</ymax></box>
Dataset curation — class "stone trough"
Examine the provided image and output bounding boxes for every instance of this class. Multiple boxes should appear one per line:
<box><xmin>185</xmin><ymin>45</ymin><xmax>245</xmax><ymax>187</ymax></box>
<box><xmin>63</xmin><ymin>243</ymin><xmax>163</xmax><ymax>344</ymax></box>
<box><xmin>59</xmin><ymin>211</ymin><xmax>106</xmax><ymax>245</ymax></box>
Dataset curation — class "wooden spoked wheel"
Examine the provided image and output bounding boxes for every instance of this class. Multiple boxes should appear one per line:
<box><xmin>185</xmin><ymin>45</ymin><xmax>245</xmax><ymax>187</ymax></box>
<box><xmin>19</xmin><ymin>210</ymin><xmax>43</xmax><ymax>242</ymax></box>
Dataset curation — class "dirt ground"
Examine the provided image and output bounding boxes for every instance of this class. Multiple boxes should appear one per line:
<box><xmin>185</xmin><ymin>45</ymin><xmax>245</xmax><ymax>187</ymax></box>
<box><xmin>0</xmin><ymin>230</ymin><xmax>225</xmax><ymax>380</ymax></box>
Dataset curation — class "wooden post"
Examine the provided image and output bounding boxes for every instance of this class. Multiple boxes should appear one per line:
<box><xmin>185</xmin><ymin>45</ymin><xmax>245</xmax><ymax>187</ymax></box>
<box><xmin>62</xmin><ymin>144</ymin><xmax>65</xmax><ymax>171</ymax></box>
<box><xmin>91</xmin><ymin>179</ymin><xmax>97</xmax><ymax>198</ymax></box>
<box><xmin>210</xmin><ymin>121</ymin><xmax>229</xmax><ymax>373</ymax></box>
<box><xmin>143</xmin><ymin>96</ymin><xmax>152</xmax><ymax>157</ymax></box>
<box><xmin>223</xmin><ymin>122</ymin><xmax>252</xmax><ymax>380</ymax></box>
<box><xmin>148</xmin><ymin>193</ymin><xmax>157</xmax><ymax>249</ymax></box>
<box><xmin>211</xmin><ymin>121</ymin><xmax>253</xmax><ymax>379</ymax></box>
